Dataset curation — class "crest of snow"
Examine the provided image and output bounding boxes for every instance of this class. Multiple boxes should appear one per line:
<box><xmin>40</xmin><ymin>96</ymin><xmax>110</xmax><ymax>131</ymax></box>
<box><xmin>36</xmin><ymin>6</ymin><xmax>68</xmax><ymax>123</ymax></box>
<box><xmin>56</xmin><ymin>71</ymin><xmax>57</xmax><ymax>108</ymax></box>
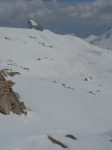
<box><xmin>85</xmin><ymin>35</ymin><xmax>98</xmax><ymax>42</ymax></box>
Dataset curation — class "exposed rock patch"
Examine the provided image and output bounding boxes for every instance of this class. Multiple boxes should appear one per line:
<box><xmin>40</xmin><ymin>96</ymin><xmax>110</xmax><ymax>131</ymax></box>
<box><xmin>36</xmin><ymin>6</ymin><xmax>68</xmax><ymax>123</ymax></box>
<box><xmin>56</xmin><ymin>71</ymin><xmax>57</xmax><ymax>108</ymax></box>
<box><xmin>0</xmin><ymin>71</ymin><xmax>26</xmax><ymax>115</ymax></box>
<box><xmin>48</xmin><ymin>134</ymin><xmax>68</xmax><ymax>148</ymax></box>
<box><xmin>65</xmin><ymin>134</ymin><xmax>77</xmax><ymax>140</ymax></box>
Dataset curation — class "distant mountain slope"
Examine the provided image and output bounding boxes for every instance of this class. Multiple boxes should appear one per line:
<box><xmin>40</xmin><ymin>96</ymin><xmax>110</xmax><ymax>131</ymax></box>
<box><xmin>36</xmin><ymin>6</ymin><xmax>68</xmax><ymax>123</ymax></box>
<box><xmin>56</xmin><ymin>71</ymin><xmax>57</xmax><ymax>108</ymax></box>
<box><xmin>85</xmin><ymin>26</ymin><xmax>112</xmax><ymax>50</ymax></box>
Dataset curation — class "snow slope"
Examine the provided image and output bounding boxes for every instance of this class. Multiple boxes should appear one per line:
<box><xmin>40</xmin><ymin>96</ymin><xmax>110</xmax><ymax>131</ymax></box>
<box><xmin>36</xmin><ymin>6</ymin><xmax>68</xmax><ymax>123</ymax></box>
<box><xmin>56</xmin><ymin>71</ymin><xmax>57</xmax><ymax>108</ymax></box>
<box><xmin>85</xmin><ymin>26</ymin><xmax>112</xmax><ymax>50</ymax></box>
<box><xmin>0</xmin><ymin>27</ymin><xmax>112</xmax><ymax>150</ymax></box>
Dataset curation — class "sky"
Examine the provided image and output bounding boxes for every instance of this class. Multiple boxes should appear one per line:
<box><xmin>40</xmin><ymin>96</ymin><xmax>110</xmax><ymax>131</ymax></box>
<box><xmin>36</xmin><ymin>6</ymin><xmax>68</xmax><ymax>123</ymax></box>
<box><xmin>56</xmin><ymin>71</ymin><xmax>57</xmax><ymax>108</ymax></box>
<box><xmin>0</xmin><ymin>0</ymin><xmax>112</xmax><ymax>37</ymax></box>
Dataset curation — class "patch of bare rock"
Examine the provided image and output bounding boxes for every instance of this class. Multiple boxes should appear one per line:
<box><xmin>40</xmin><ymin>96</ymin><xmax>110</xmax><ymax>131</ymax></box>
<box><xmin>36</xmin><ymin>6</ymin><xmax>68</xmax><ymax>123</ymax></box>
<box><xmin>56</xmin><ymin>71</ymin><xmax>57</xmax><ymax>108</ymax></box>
<box><xmin>0</xmin><ymin>70</ymin><xmax>26</xmax><ymax>115</ymax></box>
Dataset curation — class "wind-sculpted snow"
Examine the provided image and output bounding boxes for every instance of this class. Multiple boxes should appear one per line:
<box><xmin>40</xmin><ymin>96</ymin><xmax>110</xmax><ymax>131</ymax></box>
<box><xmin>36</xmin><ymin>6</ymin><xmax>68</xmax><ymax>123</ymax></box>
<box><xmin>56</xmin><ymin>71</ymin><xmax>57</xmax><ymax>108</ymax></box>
<box><xmin>0</xmin><ymin>27</ymin><xmax>112</xmax><ymax>150</ymax></box>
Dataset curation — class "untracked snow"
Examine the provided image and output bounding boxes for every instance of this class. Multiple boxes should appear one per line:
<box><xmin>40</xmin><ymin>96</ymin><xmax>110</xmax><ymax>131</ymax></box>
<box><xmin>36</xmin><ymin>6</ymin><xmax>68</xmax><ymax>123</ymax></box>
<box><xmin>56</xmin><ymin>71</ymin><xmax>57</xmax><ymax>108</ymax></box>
<box><xmin>0</xmin><ymin>27</ymin><xmax>112</xmax><ymax>150</ymax></box>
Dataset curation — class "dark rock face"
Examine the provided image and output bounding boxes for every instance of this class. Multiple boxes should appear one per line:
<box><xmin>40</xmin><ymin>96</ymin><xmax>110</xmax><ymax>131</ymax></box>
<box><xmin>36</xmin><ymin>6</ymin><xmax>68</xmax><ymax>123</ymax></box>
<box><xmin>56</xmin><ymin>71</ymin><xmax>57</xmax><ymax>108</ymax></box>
<box><xmin>0</xmin><ymin>71</ymin><xmax>26</xmax><ymax>115</ymax></box>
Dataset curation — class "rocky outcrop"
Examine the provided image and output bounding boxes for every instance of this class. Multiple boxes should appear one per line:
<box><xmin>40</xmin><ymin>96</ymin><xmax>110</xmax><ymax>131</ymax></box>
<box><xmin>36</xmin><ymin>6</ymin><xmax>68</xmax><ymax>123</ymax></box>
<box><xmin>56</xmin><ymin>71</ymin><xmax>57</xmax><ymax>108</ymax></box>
<box><xmin>27</xmin><ymin>19</ymin><xmax>44</xmax><ymax>31</ymax></box>
<box><xmin>0</xmin><ymin>71</ymin><xmax>26</xmax><ymax>115</ymax></box>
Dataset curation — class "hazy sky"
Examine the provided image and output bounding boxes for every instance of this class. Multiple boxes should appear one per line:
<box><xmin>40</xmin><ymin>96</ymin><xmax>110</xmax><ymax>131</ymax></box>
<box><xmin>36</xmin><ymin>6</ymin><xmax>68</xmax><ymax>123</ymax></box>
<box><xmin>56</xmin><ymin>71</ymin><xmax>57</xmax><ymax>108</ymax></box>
<box><xmin>0</xmin><ymin>0</ymin><xmax>112</xmax><ymax>37</ymax></box>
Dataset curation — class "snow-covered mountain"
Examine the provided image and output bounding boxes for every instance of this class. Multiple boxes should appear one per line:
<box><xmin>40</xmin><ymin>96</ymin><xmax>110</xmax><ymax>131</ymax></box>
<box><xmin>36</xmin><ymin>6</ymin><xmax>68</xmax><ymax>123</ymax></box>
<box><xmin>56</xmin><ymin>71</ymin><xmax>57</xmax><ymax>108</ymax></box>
<box><xmin>85</xmin><ymin>26</ymin><xmax>112</xmax><ymax>50</ymax></box>
<box><xmin>0</xmin><ymin>27</ymin><xmax>112</xmax><ymax>150</ymax></box>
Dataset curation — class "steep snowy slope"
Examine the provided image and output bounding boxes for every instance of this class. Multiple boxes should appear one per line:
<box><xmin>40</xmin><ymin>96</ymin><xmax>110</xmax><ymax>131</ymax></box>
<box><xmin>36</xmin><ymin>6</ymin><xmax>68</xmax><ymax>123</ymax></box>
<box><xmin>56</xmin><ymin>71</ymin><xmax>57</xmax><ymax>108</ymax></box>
<box><xmin>0</xmin><ymin>27</ymin><xmax>112</xmax><ymax>150</ymax></box>
<box><xmin>85</xmin><ymin>26</ymin><xmax>112</xmax><ymax>50</ymax></box>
